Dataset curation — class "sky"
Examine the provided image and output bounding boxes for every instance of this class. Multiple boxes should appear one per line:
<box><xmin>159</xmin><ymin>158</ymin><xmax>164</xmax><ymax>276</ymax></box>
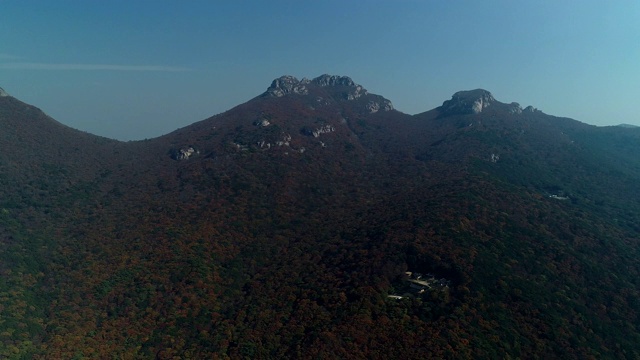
<box><xmin>1</xmin><ymin>1</ymin><xmax>639</xmax><ymax>141</ymax></box>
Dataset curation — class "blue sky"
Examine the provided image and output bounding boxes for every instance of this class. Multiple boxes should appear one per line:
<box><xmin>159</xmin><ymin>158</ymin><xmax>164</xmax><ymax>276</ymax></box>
<box><xmin>1</xmin><ymin>1</ymin><xmax>639</xmax><ymax>140</ymax></box>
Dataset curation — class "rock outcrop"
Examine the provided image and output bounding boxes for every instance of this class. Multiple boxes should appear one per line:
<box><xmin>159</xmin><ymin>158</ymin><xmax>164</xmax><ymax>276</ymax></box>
<box><xmin>440</xmin><ymin>89</ymin><xmax>540</xmax><ymax>117</ymax></box>
<box><xmin>508</xmin><ymin>102</ymin><xmax>523</xmax><ymax>114</ymax></box>
<box><xmin>264</xmin><ymin>74</ymin><xmax>393</xmax><ymax>112</ymax></box>
<box><xmin>301</xmin><ymin>124</ymin><xmax>336</xmax><ymax>138</ymax></box>
<box><xmin>441</xmin><ymin>89</ymin><xmax>495</xmax><ymax>115</ymax></box>
<box><xmin>170</xmin><ymin>146</ymin><xmax>199</xmax><ymax>160</ymax></box>
<box><xmin>366</xmin><ymin>100</ymin><xmax>394</xmax><ymax>113</ymax></box>
<box><xmin>311</xmin><ymin>74</ymin><xmax>355</xmax><ymax>87</ymax></box>
<box><xmin>254</xmin><ymin>119</ymin><xmax>271</xmax><ymax>127</ymax></box>
<box><xmin>0</xmin><ymin>87</ymin><xmax>9</xmax><ymax>97</ymax></box>
<box><xmin>266</xmin><ymin>76</ymin><xmax>310</xmax><ymax>97</ymax></box>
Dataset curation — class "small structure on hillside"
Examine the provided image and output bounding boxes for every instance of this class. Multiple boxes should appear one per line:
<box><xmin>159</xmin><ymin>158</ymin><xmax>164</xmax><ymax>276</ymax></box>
<box><xmin>388</xmin><ymin>271</ymin><xmax>451</xmax><ymax>299</ymax></box>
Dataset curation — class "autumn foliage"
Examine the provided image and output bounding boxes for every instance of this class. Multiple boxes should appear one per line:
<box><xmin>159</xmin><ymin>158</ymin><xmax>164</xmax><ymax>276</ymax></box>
<box><xmin>0</xmin><ymin>84</ymin><xmax>639</xmax><ymax>359</ymax></box>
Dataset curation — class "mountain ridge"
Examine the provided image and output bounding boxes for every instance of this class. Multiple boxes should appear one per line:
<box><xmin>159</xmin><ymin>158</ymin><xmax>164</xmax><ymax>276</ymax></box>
<box><xmin>0</xmin><ymin>75</ymin><xmax>639</xmax><ymax>358</ymax></box>
<box><xmin>2</xmin><ymin>75</ymin><xmax>637</xmax><ymax>143</ymax></box>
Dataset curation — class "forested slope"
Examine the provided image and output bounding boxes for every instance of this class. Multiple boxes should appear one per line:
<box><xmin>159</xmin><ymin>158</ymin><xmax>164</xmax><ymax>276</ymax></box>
<box><xmin>0</xmin><ymin>77</ymin><xmax>639</xmax><ymax>359</ymax></box>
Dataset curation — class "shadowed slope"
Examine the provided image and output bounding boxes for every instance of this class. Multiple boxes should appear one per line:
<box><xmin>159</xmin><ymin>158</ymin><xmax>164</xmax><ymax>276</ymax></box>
<box><xmin>0</xmin><ymin>79</ymin><xmax>639</xmax><ymax>359</ymax></box>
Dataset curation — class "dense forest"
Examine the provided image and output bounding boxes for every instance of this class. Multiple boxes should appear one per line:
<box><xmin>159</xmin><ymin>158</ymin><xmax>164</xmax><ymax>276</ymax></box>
<box><xmin>1</xmin><ymin>75</ymin><xmax>639</xmax><ymax>359</ymax></box>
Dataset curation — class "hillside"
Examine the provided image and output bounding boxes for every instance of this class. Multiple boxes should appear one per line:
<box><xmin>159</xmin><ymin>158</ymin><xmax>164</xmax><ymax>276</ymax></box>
<box><xmin>1</xmin><ymin>75</ymin><xmax>639</xmax><ymax>359</ymax></box>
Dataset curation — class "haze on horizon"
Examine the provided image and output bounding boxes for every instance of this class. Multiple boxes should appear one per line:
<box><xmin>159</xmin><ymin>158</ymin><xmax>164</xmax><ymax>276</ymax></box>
<box><xmin>1</xmin><ymin>1</ymin><xmax>638</xmax><ymax>141</ymax></box>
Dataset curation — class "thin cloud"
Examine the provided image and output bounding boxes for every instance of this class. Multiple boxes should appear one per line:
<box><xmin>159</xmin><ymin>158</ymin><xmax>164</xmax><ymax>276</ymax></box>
<box><xmin>0</xmin><ymin>54</ymin><xmax>20</xmax><ymax>60</ymax></box>
<box><xmin>0</xmin><ymin>62</ymin><xmax>191</xmax><ymax>72</ymax></box>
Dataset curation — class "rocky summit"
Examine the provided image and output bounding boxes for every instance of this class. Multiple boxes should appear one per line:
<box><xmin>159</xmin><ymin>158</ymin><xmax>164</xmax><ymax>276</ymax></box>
<box><xmin>311</xmin><ymin>74</ymin><xmax>357</xmax><ymax>88</ymax></box>
<box><xmin>265</xmin><ymin>75</ymin><xmax>311</xmax><ymax>97</ymax></box>
<box><xmin>439</xmin><ymin>88</ymin><xmax>538</xmax><ymax>116</ymax></box>
<box><xmin>440</xmin><ymin>89</ymin><xmax>496</xmax><ymax>115</ymax></box>
<box><xmin>265</xmin><ymin>74</ymin><xmax>361</xmax><ymax>97</ymax></box>
<box><xmin>264</xmin><ymin>74</ymin><xmax>394</xmax><ymax>113</ymax></box>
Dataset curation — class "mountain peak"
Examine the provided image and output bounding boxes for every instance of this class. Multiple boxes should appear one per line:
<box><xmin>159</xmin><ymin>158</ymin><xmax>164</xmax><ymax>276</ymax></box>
<box><xmin>265</xmin><ymin>75</ymin><xmax>311</xmax><ymax>97</ymax></box>
<box><xmin>441</xmin><ymin>89</ymin><xmax>496</xmax><ymax>115</ymax></box>
<box><xmin>265</xmin><ymin>74</ymin><xmax>361</xmax><ymax>97</ymax></box>
<box><xmin>311</xmin><ymin>74</ymin><xmax>356</xmax><ymax>87</ymax></box>
<box><xmin>263</xmin><ymin>74</ymin><xmax>393</xmax><ymax>113</ymax></box>
<box><xmin>439</xmin><ymin>89</ymin><xmax>532</xmax><ymax>116</ymax></box>
<box><xmin>0</xmin><ymin>87</ymin><xmax>9</xmax><ymax>97</ymax></box>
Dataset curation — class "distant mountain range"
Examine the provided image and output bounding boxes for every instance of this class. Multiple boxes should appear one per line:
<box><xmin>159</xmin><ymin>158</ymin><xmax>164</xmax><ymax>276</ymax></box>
<box><xmin>1</xmin><ymin>75</ymin><xmax>639</xmax><ymax>359</ymax></box>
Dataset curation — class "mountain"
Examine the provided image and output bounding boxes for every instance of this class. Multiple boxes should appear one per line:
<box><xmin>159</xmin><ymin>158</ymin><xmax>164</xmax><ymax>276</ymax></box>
<box><xmin>617</xmin><ymin>123</ymin><xmax>639</xmax><ymax>128</ymax></box>
<box><xmin>1</xmin><ymin>75</ymin><xmax>640</xmax><ymax>359</ymax></box>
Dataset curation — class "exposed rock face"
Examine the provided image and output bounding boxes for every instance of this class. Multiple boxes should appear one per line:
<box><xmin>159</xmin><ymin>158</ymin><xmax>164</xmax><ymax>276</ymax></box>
<box><xmin>312</xmin><ymin>74</ymin><xmax>355</xmax><ymax>87</ymax></box>
<box><xmin>366</xmin><ymin>101</ymin><xmax>381</xmax><ymax>113</ymax></box>
<box><xmin>440</xmin><ymin>89</ymin><xmax>541</xmax><ymax>117</ymax></box>
<box><xmin>301</xmin><ymin>124</ymin><xmax>336</xmax><ymax>138</ymax></box>
<box><xmin>509</xmin><ymin>102</ymin><xmax>523</xmax><ymax>114</ymax></box>
<box><xmin>441</xmin><ymin>89</ymin><xmax>496</xmax><ymax>115</ymax></box>
<box><xmin>266</xmin><ymin>76</ymin><xmax>310</xmax><ymax>97</ymax></box>
<box><xmin>0</xmin><ymin>87</ymin><xmax>9</xmax><ymax>97</ymax></box>
<box><xmin>366</xmin><ymin>100</ymin><xmax>393</xmax><ymax>113</ymax></box>
<box><xmin>312</xmin><ymin>75</ymin><xmax>369</xmax><ymax>100</ymax></box>
<box><xmin>346</xmin><ymin>87</ymin><xmax>366</xmax><ymax>100</ymax></box>
<box><xmin>264</xmin><ymin>74</ymin><xmax>394</xmax><ymax>112</ymax></box>
<box><xmin>254</xmin><ymin>119</ymin><xmax>270</xmax><ymax>127</ymax></box>
<box><xmin>170</xmin><ymin>146</ymin><xmax>199</xmax><ymax>160</ymax></box>
<box><xmin>365</xmin><ymin>99</ymin><xmax>394</xmax><ymax>113</ymax></box>
<box><xmin>276</xmin><ymin>133</ymin><xmax>292</xmax><ymax>147</ymax></box>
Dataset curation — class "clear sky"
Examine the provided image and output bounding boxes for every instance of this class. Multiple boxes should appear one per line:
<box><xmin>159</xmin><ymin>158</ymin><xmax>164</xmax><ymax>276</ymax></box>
<box><xmin>1</xmin><ymin>1</ymin><xmax>639</xmax><ymax>140</ymax></box>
